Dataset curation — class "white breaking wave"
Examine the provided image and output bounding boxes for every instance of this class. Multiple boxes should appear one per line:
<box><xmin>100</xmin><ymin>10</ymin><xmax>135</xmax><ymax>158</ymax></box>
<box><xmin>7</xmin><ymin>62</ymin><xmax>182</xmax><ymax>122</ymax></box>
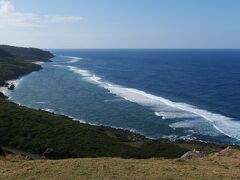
<box><xmin>66</xmin><ymin>65</ymin><xmax>240</xmax><ymax>141</ymax></box>
<box><xmin>3</xmin><ymin>79</ymin><xmax>22</xmax><ymax>96</ymax></box>
<box><xmin>67</xmin><ymin>66</ymin><xmax>101</xmax><ymax>83</ymax></box>
<box><xmin>169</xmin><ymin>119</ymin><xmax>221</xmax><ymax>137</ymax></box>
<box><xmin>44</xmin><ymin>108</ymin><xmax>55</xmax><ymax>113</ymax></box>
<box><xmin>154</xmin><ymin>111</ymin><xmax>198</xmax><ymax>120</ymax></box>
<box><xmin>68</xmin><ymin>57</ymin><xmax>82</xmax><ymax>63</ymax></box>
<box><xmin>35</xmin><ymin>101</ymin><xmax>48</xmax><ymax>104</ymax></box>
<box><xmin>58</xmin><ymin>55</ymin><xmax>82</xmax><ymax>63</ymax></box>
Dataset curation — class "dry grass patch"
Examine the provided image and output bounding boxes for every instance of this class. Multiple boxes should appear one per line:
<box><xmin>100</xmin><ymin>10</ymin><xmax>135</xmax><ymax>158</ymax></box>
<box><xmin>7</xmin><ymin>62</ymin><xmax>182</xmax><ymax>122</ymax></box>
<box><xmin>0</xmin><ymin>150</ymin><xmax>240</xmax><ymax>180</ymax></box>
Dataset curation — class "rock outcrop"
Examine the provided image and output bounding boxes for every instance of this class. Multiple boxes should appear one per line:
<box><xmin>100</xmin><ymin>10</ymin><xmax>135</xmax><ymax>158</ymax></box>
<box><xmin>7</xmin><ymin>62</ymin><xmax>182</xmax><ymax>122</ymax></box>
<box><xmin>213</xmin><ymin>146</ymin><xmax>233</xmax><ymax>157</ymax></box>
<box><xmin>8</xmin><ymin>84</ymin><xmax>15</xmax><ymax>90</ymax></box>
<box><xmin>180</xmin><ymin>149</ymin><xmax>204</xmax><ymax>160</ymax></box>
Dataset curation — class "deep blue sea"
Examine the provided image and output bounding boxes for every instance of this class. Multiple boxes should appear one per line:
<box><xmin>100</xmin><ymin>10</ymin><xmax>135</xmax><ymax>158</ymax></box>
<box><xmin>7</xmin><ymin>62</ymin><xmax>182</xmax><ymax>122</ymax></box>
<box><xmin>7</xmin><ymin>49</ymin><xmax>240</xmax><ymax>144</ymax></box>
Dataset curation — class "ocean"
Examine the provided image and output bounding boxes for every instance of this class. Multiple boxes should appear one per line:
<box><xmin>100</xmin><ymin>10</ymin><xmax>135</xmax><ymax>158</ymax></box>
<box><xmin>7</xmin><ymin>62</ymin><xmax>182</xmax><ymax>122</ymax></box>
<box><xmin>7</xmin><ymin>49</ymin><xmax>240</xmax><ymax>144</ymax></box>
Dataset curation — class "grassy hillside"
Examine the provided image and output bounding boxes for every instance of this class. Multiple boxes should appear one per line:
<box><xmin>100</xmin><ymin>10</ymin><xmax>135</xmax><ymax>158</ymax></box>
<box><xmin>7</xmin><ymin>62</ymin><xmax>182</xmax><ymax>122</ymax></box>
<box><xmin>0</xmin><ymin>99</ymin><xmax>190</xmax><ymax>159</ymax></box>
<box><xmin>0</xmin><ymin>45</ymin><xmax>53</xmax><ymax>62</ymax></box>
<box><xmin>1</xmin><ymin>150</ymin><xmax>240</xmax><ymax>180</ymax></box>
<box><xmin>0</xmin><ymin>45</ymin><xmax>53</xmax><ymax>86</ymax></box>
<box><xmin>0</xmin><ymin>96</ymin><xmax>224</xmax><ymax>159</ymax></box>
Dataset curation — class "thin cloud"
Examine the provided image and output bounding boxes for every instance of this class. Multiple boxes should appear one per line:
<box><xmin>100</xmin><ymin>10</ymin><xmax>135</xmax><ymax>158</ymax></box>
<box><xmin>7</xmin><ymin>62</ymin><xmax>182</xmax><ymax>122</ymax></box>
<box><xmin>0</xmin><ymin>0</ymin><xmax>82</xmax><ymax>27</ymax></box>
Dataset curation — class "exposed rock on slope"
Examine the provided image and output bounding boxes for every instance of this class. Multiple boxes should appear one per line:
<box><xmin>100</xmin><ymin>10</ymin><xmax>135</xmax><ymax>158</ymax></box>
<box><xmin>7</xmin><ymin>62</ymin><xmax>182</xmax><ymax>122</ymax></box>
<box><xmin>180</xmin><ymin>149</ymin><xmax>204</xmax><ymax>160</ymax></box>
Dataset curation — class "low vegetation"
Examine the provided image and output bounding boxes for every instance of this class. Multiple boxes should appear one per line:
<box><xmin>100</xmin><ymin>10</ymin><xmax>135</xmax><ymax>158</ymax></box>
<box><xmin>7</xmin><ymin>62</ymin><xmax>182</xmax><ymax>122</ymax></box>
<box><xmin>1</xmin><ymin>149</ymin><xmax>240</xmax><ymax>180</ymax></box>
<box><xmin>0</xmin><ymin>99</ymin><xmax>190</xmax><ymax>159</ymax></box>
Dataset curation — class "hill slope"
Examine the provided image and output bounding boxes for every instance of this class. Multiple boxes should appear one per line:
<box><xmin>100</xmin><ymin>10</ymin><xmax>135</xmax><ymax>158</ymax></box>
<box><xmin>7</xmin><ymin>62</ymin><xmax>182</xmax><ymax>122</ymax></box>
<box><xmin>0</xmin><ymin>98</ymin><xmax>191</xmax><ymax>159</ymax></box>
<box><xmin>0</xmin><ymin>45</ymin><xmax>54</xmax><ymax>86</ymax></box>
<box><xmin>1</xmin><ymin>150</ymin><xmax>240</xmax><ymax>180</ymax></box>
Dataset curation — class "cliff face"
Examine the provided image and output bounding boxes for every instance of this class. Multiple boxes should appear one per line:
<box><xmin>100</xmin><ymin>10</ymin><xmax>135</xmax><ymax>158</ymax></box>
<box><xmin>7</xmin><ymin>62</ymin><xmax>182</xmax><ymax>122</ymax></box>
<box><xmin>0</xmin><ymin>45</ymin><xmax>54</xmax><ymax>86</ymax></box>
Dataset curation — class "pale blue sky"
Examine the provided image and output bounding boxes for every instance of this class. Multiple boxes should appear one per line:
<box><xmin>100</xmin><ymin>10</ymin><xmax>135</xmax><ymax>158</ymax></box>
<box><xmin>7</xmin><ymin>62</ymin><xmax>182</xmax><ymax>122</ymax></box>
<box><xmin>1</xmin><ymin>0</ymin><xmax>240</xmax><ymax>48</ymax></box>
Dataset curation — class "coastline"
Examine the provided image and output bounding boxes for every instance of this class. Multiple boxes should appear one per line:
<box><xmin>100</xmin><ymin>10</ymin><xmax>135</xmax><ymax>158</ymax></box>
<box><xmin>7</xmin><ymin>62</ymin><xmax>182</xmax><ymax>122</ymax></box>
<box><xmin>0</xmin><ymin>61</ymin><xmax>45</xmax><ymax>95</ymax></box>
<box><xmin>1</xmin><ymin>49</ymin><xmax>239</xmax><ymax>160</ymax></box>
<box><xmin>6</xmin><ymin>92</ymin><xmax>233</xmax><ymax>146</ymax></box>
<box><xmin>2</xmin><ymin>89</ymin><xmax>239</xmax><ymax>160</ymax></box>
<box><xmin>0</xmin><ymin>51</ymin><xmax>238</xmax><ymax>149</ymax></box>
<box><xmin>2</xmin><ymin>60</ymin><xmax>238</xmax><ymax>147</ymax></box>
<box><xmin>0</xmin><ymin>59</ymin><xmax>44</xmax><ymax>96</ymax></box>
<box><xmin>3</xmin><ymin>82</ymin><xmax>236</xmax><ymax>147</ymax></box>
<box><xmin>35</xmin><ymin>108</ymin><xmax>240</xmax><ymax>147</ymax></box>
<box><xmin>0</xmin><ymin>79</ymin><xmax>20</xmax><ymax>95</ymax></box>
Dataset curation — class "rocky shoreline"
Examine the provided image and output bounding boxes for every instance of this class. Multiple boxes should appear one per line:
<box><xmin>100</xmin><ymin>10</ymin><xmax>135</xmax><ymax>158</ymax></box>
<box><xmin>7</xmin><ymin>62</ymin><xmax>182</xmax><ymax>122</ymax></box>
<box><xmin>1</xmin><ymin>62</ymin><xmax>238</xmax><ymax>151</ymax></box>
<box><xmin>3</xmin><ymin>79</ymin><xmax>238</xmax><ymax>149</ymax></box>
<box><xmin>1</xmin><ymin>96</ymin><xmax>236</xmax><ymax>160</ymax></box>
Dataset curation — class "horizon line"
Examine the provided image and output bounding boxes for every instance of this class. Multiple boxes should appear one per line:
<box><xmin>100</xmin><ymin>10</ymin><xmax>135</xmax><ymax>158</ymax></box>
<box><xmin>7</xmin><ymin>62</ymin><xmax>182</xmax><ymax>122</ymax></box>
<box><xmin>44</xmin><ymin>48</ymin><xmax>240</xmax><ymax>50</ymax></box>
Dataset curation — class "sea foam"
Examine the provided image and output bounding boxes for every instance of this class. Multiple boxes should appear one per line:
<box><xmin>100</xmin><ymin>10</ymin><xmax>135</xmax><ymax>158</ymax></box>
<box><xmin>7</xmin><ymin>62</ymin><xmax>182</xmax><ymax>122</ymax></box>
<box><xmin>58</xmin><ymin>55</ymin><xmax>82</xmax><ymax>63</ymax></box>
<box><xmin>65</xmin><ymin>65</ymin><xmax>240</xmax><ymax>141</ymax></box>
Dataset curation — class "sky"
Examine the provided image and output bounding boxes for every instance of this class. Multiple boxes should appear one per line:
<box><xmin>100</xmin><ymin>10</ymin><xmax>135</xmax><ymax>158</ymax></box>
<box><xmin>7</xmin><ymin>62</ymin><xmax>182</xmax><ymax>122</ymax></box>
<box><xmin>0</xmin><ymin>0</ymin><xmax>240</xmax><ymax>49</ymax></box>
